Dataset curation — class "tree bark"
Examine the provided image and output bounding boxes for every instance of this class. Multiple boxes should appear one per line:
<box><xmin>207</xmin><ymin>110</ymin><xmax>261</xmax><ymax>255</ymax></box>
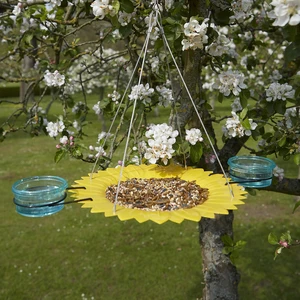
<box><xmin>199</xmin><ymin>212</ymin><xmax>240</xmax><ymax>300</ymax></box>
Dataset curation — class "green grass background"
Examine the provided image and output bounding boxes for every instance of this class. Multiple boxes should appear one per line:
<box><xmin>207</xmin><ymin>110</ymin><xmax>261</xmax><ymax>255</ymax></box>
<box><xmin>1</xmin><ymin>96</ymin><xmax>300</xmax><ymax>300</ymax></box>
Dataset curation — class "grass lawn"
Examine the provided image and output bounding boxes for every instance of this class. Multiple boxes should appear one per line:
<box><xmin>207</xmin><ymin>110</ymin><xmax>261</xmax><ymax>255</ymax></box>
<box><xmin>1</xmin><ymin>96</ymin><xmax>300</xmax><ymax>299</ymax></box>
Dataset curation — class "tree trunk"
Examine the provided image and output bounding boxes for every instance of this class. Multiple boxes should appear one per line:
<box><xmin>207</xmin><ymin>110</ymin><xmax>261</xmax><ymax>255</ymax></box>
<box><xmin>199</xmin><ymin>212</ymin><xmax>240</xmax><ymax>299</ymax></box>
<box><xmin>178</xmin><ymin>1</ymin><xmax>241</xmax><ymax>299</ymax></box>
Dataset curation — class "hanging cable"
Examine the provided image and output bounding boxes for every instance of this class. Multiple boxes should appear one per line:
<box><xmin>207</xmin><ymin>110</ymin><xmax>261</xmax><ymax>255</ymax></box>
<box><xmin>155</xmin><ymin>9</ymin><xmax>234</xmax><ymax>198</ymax></box>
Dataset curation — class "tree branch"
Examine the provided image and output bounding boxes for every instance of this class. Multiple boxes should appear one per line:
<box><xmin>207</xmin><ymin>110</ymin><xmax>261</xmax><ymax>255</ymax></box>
<box><xmin>262</xmin><ymin>177</ymin><xmax>300</xmax><ymax>196</ymax></box>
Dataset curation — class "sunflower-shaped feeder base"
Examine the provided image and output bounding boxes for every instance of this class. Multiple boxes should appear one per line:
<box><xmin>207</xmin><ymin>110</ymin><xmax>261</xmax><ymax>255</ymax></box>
<box><xmin>70</xmin><ymin>164</ymin><xmax>247</xmax><ymax>224</ymax></box>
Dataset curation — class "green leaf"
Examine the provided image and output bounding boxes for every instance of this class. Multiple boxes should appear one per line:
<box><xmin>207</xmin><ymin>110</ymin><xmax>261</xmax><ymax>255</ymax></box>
<box><xmin>120</xmin><ymin>0</ymin><xmax>134</xmax><ymax>13</ymax></box>
<box><xmin>165</xmin><ymin>17</ymin><xmax>177</xmax><ymax>25</ymax></box>
<box><xmin>294</xmin><ymin>153</ymin><xmax>300</xmax><ymax>165</ymax></box>
<box><xmin>190</xmin><ymin>142</ymin><xmax>203</xmax><ymax>163</ymax></box>
<box><xmin>240</xmin><ymin>89</ymin><xmax>250</xmax><ymax>108</ymax></box>
<box><xmin>293</xmin><ymin>201</ymin><xmax>300</xmax><ymax>213</ymax></box>
<box><xmin>274</xmin><ymin>100</ymin><xmax>286</xmax><ymax>115</ymax></box>
<box><xmin>240</xmin><ymin>107</ymin><xmax>248</xmax><ymax>120</ymax></box>
<box><xmin>241</xmin><ymin>118</ymin><xmax>251</xmax><ymax>130</ymax></box>
<box><xmin>54</xmin><ymin>149</ymin><xmax>66</xmax><ymax>163</ymax></box>
<box><xmin>281</xmin><ymin>231</ymin><xmax>292</xmax><ymax>244</ymax></box>
<box><xmin>284</xmin><ymin>41</ymin><xmax>300</xmax><ymax>63</ymax></box>
<box><xmin>119</xmin><ymin>24</ymin><xmax>132</xmax><ymax>38</ymax></box>
<box><xmin>221</xmin><ymin>235</ymin><xmax>234</xmax><ymax>247</ymax></box>
<box><xmin>222</xmin><ymin>246</ymin><xmax>233</xmax><ymax>255</ymax></box>
<box><xmin>268</xmin><ymin>233</ymin><xmax>278</xmax><ymax>245</ymax></box>
<box><xmin>218</xmin><ymin>92</ymin><xmax>223</xmax><ymax>103</ymax></box>
<box><xmin>278</xmin><ymin>136</ymin><xmax>286</xmax><ymax>147</ymax></box>
<box><xmin>112</xmin><ymin>0</ymin><xmax>120</xmax><ymax>13</ymax></box>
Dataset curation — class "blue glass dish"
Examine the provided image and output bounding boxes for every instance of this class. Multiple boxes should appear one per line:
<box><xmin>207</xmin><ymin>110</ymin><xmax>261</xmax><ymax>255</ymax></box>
<box><xmin>227</xmin><ymin>156</ymin><xmax>276</xmax><ymax>188</ymax></box>
<box><xmin>12</xmin><ymin>176</ymin><xmax>68</xmax><ymax>217</ymax></box>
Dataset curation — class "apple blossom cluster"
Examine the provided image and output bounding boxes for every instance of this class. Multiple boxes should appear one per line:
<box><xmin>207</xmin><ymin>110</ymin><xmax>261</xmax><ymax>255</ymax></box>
<box><xmin>144</xmin><ymin>123</ymin><xmax>178</xmax><ymax>165</ymax></box>
<box><xmin>269</xmin><ymin>0</ymin><xmax>300</xmax><ymax>26</ymax></box>
<box><xmin>108</xmin><ymin>90</ymin><xmax>121</xmax><ymax>104</ymax></box>
<box><xmin>156</xmin><ymin>81</ymin><xmax>174</xmax><ymax>106</ymax></box>
<box><xmin>46</xmin><ymin>120</ymin><xmax>65</xmax><ymax>138</ymax></box>
<box><xmin>44</xmin><ymin>70</ymin><xmax>65</xmax><ymax>87</ymax></box>
<box><xmin>46</xmin><ymin>0</ymin><xmax>62</xmax><ymax>11</ymax></box>
<box><xmin>118</xmin><ymin>11</ymin><xmax>136</xmax><ymax>26</ymax></box>
<box><xmin>72</xmin><ymin>101</ymin><xmax>87</xmax><ymax>114</ymax></box>
<box><xmin>231</xmin><ymin>98</ymin><xmax>243</xmax><ymax>112</ymax></box>
<box><xmin>91</xmin><ymin>0</ymin><xmax>117</xmax><ymax>19</ymax></box>
<box><xmin>56</xmin><ymin>135</ymin><xmax>74</xmax><ymax>149</ymax></box>
<box><xmin>230</xmin><ymin>0</ymin><xmax>253</xmax><ymax>22</ymax></box>
<box><xmin>185</xmin><ymin>128</ymin><xmax>203</xmax><ymax>145</ymax></box>
<box><xmin>266</xmin><ymin>82</ymin><xmax>295</xmax><ymax>102</ymax></box>
<box><xmin>97</xmin><ymin>131</ymin><xmax>112</xmax><ymax>143</ymax></box>
<box><xmin>12</xmin><ymin>3</ymin><xmax>23</xmax><ymax>16</ymax></box>
<box><xmin>92</xmin><ymin>101</ymin><xmax>101</xmax><ymax>115</ymax></box>
<box><xmin>128</xmin><ymin>84</ymin><xmax>154</xmax><ymax>104</ymax></box>
<box><xmin>205</xmin><ymin>154</ymin><xmax>217</xmax><ymax>164</ymax></box>
<box><xmin>213</xmin><ymin>70</ymin><xmax>247</xmax><ymax>96</ymax></box>
<box><xmin>273</xmin><ymin>165</ymin><xmax>284</xmax><ymax>181</ymax></box>
<box><xmin>88</xmin><ymin>145</ymin><xmax>107</xmax><ymax>159</ymax></box>
<box><xmin>182</xmin><ymin>18</ymin><xmax>209</xmax><ymax>51</ymax></box>
<box><xmin>164</xmin><ymin>0</ymin><xmax>174</xmax><ymax>10</ymax></box>
<box><xmin>206</xmin><ymin>34</ymin><xmax>231</xmax><ymax>57</ymax></box>
<box><xmin>284</xmin><ymin>107</ymin><xmax>300</xmax><ymax>129</ymax></box>
<box><xmin>222</xmin><ymin>112</ymin><xmax>257</xmax><ymax>138</ymax></box>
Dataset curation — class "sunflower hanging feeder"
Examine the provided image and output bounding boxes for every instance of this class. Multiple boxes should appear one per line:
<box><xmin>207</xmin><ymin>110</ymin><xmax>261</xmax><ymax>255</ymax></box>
<box><xmin>69</xmin><ymin>164</ymin><xmax>247</xmax><ymax>224</ymax></box>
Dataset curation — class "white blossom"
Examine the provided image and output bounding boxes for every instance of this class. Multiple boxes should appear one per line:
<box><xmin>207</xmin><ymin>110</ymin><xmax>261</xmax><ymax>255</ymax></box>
<box><xmin>273</xmin><ymin>165</ymin><xmax>284</xmax><ymax>181</ymax></box>
<box><xmin>108</xmin><ymin>90</ymin><xmax>121</xmax><ymax>104</ymax></box>
<box><xmin>207</xmin><ymin>34</ymin><xmax>231</xmax><ymax>56</ymax></box>
<box><xmin>269</xmin><ymin>70</ymin><xmax>282</xmax><ymax>82</ymax></box>
<box><xmin>284</xmin><ymin>107</ymin><xmax>300</xmax><ymax>128</ymax></box>
<box><xmin>182</xmin><ymin>18</ymin><xmax>209</xmax><ymax>51</ymax></box>
<box><xmin>266</xmin><ymin>82</ymin><xmax>295</xmax><ymax>102</ymax></box>
<box><xmin>95</xmin><ymin>146</ymin><xmax>106</xmax><ymax>157</ymax></box>
<box><xmin>269</xmin><ymin>0</ymin><xmax>300</xmax><ymax>27</ymax></box>
<box><xmin>213</xmin><ymin>70</ymin><xmax>247</xmax><ymax>96</ymax></box>
<box><xmin>185</xmin><ymin>128</ymin><xmax>203</xmax><ymax>145</ymax></box>
<box><xmin>128</xmin><ymin>83</ymin><xmax>154</xmax><ymax>104</ymax></box>
<box><xmin>93</xmin><ymin>101</ymin><xmax>101</xmax><ymax>115</ymax></box>
<box><xmin>91</xmin><ymin>0</ymin><xmax>116</xmax><ymax>19</ymax></box>
<box><xmin>46</xmin><ymin>120</ymin><xmax>65</xmax><ymax>138</ymax></box>
<box><xmin>230</xmin><ymin>0</ymin><xmax>253</xmax><ymax>22</ymax></box>
<box><xmin>12</xmin><ymin>3</ymin><xmax>22</xmax><ymax>16</ymax></box>
<box><xmin>149</xmin><ymin>56</ymin><xmax>160</xmax><ymax>73</ymax></box>
<box><xmin>144</xmin><ymin>123</ymin><xmax>178</xmax><ymax>165</ymax></box>
<box><xmin>97</xmin><ymin>131</ymin><xmax>112</xmax><ymax>143</ymax></box>
<box><xmin>118</xmin><ymin>11</ymin><xmax>135</xmax><ymax>26</ymax></box>
<box><xmin>222</xmin><ymin>111</ymin><xmax>257</xmax><ymax>138</ymax></box>
<box><xmin>231</xmin><ymin>98</ymin><xmax>243</xmax><ymax>112</ymax></box>
<box><xmin>44</xmin><ymin>70</ymin><xmax>65</xmax><ymax>87</ymax></box>
<box><xmin>165</xmin><ymin>0</ymin><xmax>174</xmax><ymax>10</ymax></box>
<box><xmin>59</xmin><ymin>135</ymin><xmax>68</xmax><ymax>144</ymax></box>
<box><xmin>73</xmin><ymin>120</ymin><xmax>81</xmax><ymax>131</ymax></box>
<box><xmin>156</xmin><ymin>82</ymin><xmax>174</xmax><ymax>106</ymax></box>
<box><xmin>130</xmin><ymin>155</ymin><xmax>140</xmax><ymax>165</ymax></box>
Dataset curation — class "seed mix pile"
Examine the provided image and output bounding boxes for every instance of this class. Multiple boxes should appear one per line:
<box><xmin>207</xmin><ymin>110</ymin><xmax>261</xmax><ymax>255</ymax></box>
<box><xmin>105</xmin><ymin>177</ymin><xmax>209</xmax><ymax>211</ymax></box>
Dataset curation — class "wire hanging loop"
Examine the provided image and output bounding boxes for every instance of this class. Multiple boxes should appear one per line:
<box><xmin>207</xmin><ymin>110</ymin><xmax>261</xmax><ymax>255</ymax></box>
<box><xmin>154</xmin><ymin>9</ymin><xmax>234</xmax><ymax>199</ymax></box>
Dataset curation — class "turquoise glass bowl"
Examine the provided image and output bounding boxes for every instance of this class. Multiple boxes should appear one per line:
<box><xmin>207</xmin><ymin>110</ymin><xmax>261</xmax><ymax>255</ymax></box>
<box><xmin>12</xmin><ymin>176</ymin><xmax>68</xmax><ymax>217</ymax></box>
<box><xmin>227</xmin><ymin>156</ymin><xmax>276</xmax><ymax>188</ymax></box>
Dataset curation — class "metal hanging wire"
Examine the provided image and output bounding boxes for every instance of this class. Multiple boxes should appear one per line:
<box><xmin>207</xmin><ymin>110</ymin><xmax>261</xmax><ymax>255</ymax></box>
<box><xmin>90</xmin><ymin>2</ymin><xmax>234</xmax><ymax>212</ymax></box>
